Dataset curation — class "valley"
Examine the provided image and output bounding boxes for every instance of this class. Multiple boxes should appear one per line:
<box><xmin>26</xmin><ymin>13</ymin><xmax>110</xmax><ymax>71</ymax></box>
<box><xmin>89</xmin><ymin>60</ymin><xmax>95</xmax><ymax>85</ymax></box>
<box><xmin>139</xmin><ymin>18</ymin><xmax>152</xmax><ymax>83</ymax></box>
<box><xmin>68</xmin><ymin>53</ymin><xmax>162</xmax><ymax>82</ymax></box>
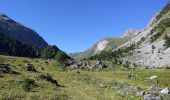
<box><xmin>0</xmin><ymin>1</ymin><xmax>170</xmax><ymax>100</ymax></box>
<box><xmin>0</xmin><ymin>55</ymin><xmax>170</xmax><ymax>100</ymax></box>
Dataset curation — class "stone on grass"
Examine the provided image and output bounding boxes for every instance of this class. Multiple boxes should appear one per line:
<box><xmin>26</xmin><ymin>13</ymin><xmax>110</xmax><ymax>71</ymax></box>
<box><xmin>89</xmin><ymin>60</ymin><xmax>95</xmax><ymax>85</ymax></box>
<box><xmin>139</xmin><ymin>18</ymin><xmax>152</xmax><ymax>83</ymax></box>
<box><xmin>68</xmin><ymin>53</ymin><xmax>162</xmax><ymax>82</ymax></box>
<box><xmin>25</xmin><ymin>64</ymin><xmax>37</xmax><ymax>72</ymax></box>
<box><xmin>149</xmin><ymin>75</ymin><xmax>158</xmax><ymax>80</ymax></box>
<box><xmin>0</xmin><ymin>64</ymin><xmax>18</xmax><ymax>74</ymax></box>
<box><xmin>144</xmin><ymin>94</ymin><xmax>161</xmax><ymax>100</ymax></box>
<box><xmin>38</xmin><ymin>73</ymin><xmax>59</xmax><ymax>86</ymax></box>
<box><xmin>136</xmin><ymin>91</ymin><xmax>145</xmax><ymax>96</ymax></box>
<box><xmin>98</xmin><ymin>81</ymin><xmax>107</xmax><ymax>88</ymax></box>
<box><xmin>148</xmin><ymin>85</ymin><xmax>159</xmax><ymax>91</ymax></box>
<box><xmin>160</xmin><ymin>87</ymin><xmax>170</xmax><ymax>95</ymax></box>
<box><xmin>121</xmin><ymin>86</ymin><xmax>133</xmax><ymax>95</ymax></box>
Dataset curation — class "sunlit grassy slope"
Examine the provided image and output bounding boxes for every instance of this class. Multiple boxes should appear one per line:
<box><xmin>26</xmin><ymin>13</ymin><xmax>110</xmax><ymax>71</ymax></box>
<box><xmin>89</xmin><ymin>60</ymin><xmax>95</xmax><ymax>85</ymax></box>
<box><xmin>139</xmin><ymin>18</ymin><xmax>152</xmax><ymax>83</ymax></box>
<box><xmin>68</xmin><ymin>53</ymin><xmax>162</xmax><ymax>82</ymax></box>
<box><xmin>0</xmin><ymin>55</ymin><xmax>170</xmax><ymax>100</ymax></box>
<box><xmin>70</xmin><ymin>36</ymin><xmax>132</xmax><ymax>60</ymax></box>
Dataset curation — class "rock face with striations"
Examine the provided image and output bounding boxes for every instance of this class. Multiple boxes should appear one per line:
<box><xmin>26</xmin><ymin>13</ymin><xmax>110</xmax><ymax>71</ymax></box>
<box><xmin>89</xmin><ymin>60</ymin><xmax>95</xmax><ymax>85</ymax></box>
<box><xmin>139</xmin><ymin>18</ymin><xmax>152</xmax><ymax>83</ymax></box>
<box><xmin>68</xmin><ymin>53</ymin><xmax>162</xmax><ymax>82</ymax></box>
<box><xmin>0</xmin><ymin>14</ymin><xmax>48</xmax><ymax>48</ymax></box>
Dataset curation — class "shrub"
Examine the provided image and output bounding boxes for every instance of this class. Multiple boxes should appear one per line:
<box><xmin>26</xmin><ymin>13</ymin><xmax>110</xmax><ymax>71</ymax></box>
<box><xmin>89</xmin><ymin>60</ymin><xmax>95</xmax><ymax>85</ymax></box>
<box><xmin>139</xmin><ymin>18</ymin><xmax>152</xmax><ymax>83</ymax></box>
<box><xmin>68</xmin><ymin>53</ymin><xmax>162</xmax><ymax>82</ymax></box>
<box><xmin>164</xmin><ymin>35</ymin><xmax>170</xmax><ymax>48</ymax></box>
<box><xmin>55</xmin><ymin>51</ymin><xmax>69</xmax><ymax>63</ymax></box>
<box><xmin>21</xmin><ymin>79</ymin><xmax>37</xmax><ymax>92</ymax></box>
<box><xmin>152</xmin><ymin>45</ymin><xmax>156</xmax><ymax>49</ymax></box>
<box><xmin>150</xmin><ymin>18</ymin><xmax>170</xmax><ymax>43</ymax></box>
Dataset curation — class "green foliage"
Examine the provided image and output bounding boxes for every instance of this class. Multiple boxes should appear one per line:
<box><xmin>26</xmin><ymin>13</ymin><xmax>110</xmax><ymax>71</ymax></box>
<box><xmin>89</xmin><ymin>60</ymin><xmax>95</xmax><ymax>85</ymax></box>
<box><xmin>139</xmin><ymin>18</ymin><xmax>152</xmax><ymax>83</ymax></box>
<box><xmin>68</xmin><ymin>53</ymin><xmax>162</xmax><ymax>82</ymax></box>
<box><xmin>0</xmin><ymin>31</ymin><xmax>39</xmax><ymax>58</ymax></box>
<box><xmin>155</xmin><ymin>2</ymin><xmax>170</xmax><ymax>21</ymax></box>
<box><xmin>55</xmin><ymin>51</ymin><xmax>69</xmax><ymax>63</ymax></box>
<box><xmin>21</xmin><ymin>79</ymin><xmax>37</xmax><ymax>92</ymax></box>
<box><xmin>54</xmin><ymin>51</ymin><xmax>70</xmax><ymax>70</ymax></box>
<box><xmin>150</xmin><ymin>18</ymin><xmax>170</xmax><ymax>43</ymax></box>
<box><xmin>164</xmin><ymin>35</ymin><xmax>170</xmax><ymax>48</ymax></box>
<box><xmin>41</xmin><ymin>45</ymin><xmax>60</xmax><ymax>59</ymax></box>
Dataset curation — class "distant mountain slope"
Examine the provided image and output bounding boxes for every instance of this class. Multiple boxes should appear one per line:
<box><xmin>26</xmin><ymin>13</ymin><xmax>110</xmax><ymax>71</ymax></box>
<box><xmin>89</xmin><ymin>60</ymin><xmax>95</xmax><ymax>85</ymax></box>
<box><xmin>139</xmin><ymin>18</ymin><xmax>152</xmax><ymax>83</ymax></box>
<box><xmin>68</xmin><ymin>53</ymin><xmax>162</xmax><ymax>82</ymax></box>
<box><xmin>113</xmin><ymin>2</ymin><xmax>170</xmax><ymax>68</ymax></box>
<box><xmin>0</xmin><ymin>14</ymin><xmax>48</xmax><ymax>48</ymax></box>
<box><xmin>70</xmin><ymin>36</ymin><xmax>132</xmax><ymax>59</ymax></box>
<box><xmin>0</xmin><ymin>31</ymin><xmax>39</xmax><ymax>57</ymax></box>
<box><xmin>91</xmin><ymin>2</ymin><xmax>170</xmax><ymax>68</ymax></box>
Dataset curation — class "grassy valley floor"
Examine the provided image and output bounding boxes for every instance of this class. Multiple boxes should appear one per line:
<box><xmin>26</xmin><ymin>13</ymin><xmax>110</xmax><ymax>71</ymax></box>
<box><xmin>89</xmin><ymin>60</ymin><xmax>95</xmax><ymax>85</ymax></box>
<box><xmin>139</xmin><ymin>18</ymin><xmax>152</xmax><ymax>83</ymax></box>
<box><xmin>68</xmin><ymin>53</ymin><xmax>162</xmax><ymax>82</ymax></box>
<box><xmin>0</xmin><ymin>55</ymin><xmax>170</xmax><ymax>100</ymax></box>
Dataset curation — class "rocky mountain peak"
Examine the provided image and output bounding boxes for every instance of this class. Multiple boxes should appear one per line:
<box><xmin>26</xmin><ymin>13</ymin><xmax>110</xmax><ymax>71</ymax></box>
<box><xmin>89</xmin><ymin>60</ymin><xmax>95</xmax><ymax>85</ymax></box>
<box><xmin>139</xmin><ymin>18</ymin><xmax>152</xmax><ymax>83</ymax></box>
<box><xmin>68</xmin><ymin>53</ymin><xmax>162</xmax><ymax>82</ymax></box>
<box><xmin>122</xmin><ymin>29</ymin><xmax>139</xmax><ymax>37</ymax></box>
<box><xmin>94</xmin><ymin>39</ymin><xmax>109</xmax><ymax>54</ymax></box>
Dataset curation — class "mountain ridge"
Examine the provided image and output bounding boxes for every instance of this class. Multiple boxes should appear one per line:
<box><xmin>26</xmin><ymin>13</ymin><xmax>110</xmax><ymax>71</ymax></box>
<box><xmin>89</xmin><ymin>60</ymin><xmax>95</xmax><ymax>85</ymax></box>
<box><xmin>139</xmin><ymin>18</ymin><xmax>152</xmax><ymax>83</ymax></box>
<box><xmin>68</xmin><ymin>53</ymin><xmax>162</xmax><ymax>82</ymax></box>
<box><xmin>0</xmin><ymin>14</ymin><xmax>48</xmax><ymax>48</ymax></box>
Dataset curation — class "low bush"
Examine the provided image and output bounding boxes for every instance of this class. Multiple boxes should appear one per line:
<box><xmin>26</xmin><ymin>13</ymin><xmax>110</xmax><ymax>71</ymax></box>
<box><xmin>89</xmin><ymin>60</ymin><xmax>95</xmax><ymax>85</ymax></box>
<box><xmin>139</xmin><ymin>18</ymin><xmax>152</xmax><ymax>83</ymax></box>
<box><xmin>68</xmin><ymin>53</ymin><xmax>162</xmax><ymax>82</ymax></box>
<box><xmin>21</xmin><ymin>79</ymin><xmax>37</xmax><ymax>92</ymax></box>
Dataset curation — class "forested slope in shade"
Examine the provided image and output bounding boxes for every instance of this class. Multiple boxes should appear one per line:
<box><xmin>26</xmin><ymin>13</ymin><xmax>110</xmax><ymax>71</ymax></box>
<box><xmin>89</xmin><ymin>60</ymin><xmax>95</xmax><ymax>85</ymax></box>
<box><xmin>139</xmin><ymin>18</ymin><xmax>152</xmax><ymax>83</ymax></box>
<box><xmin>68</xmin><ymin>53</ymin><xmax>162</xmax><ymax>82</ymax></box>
<box><xmin>0</xmin><ymin>14</ymin><xmax>48</xmax><ymax>48</ymax></box>
<box><xmin>0</xmin><ymin>31</ymin><xmax>39</xmax><ymax>58</ymax></box>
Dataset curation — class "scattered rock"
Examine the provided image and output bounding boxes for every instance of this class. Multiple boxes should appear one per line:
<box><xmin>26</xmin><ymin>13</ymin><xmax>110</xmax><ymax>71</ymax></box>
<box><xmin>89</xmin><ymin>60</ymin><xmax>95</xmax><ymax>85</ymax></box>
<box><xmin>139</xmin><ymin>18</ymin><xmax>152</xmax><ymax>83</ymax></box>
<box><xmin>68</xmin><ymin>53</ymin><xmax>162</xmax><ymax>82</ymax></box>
<box><xmin>44</xmin><ymin>61</ymin><xmax>49</xmax><ymax>64</ymax></box>
<box><xmin>70</xmin><ymin>64</ymin><xmax>78</xmax><ymax>68</ymax></box>
<box><xmin>136</xmin><ymin>91</ymin><xmax>145</xmax><ymax>96</ymax></box>
<box><xmin>38</xmin><ymin>73</ymin><xmax>59</xmax><ymax>86</ymax></box>
<box><xmin>144</xmin><ymin>94</ymin><xmax>161</xmax><ymax>100</ymax></box>
<box><xmin>96</xmin><ymin>61</ymin><xmax>101</xmax><ymax>65</ymax></box>
<box><xmin>0</xmin><ymin>64</ymin><xmax>18</xmax><ymax>74</ymax></box>
<box><xmin>25</xmin><ymin>64</ymin><xmax>37</xmax><ymax>72</ymax></box>
<box><xmin>77</xmin><ymin>71</ymin><xmax>80</xmax><ymax>74</ymax></box>
<box><xmin>98</xmin><ymin>81</ymin><xmax>107</xmax><ymax>88</ymax></box>
<box><xmin>149</xmin><ymin>75</ymin><xmax>158</xmax><ymax>80</ymax></box>
<box><xmin>121</xmin><ymin>86</ymin><xmax>133</xmax><ymax>95</ymax></box>
<box><xmin>66</xmin><ymin>59</ymin><xmax>108</xmax><ymax>69</ymax></box>
<box><xmin>148</xmin><ymin>85</ymin><xmax>159</xmax><ymax>91</ymax></box>
<box><xmin>160</xmin><ymin>87</ymin><xmax>170</xmax><ymax>95</ymax></box>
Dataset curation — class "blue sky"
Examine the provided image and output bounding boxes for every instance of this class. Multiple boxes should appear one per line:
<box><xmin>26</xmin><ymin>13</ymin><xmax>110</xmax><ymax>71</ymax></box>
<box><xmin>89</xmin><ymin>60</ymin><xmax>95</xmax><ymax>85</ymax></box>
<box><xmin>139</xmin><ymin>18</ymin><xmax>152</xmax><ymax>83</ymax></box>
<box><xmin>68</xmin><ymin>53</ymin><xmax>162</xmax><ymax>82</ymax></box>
<box><xmin>0</xmin><ymin>0</ymin><xmax>168</xmax><ymax>53</ymax></box>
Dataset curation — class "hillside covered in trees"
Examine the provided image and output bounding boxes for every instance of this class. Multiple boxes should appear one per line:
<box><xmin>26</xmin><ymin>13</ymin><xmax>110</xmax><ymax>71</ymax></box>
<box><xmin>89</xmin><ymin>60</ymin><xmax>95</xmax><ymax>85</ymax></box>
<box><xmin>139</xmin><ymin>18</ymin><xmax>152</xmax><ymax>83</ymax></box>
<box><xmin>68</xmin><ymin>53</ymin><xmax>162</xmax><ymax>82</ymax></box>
<box><xmin>0</xmin><ymin>31</ymin><xmax>39</xmax><ymax>58</ymax></box>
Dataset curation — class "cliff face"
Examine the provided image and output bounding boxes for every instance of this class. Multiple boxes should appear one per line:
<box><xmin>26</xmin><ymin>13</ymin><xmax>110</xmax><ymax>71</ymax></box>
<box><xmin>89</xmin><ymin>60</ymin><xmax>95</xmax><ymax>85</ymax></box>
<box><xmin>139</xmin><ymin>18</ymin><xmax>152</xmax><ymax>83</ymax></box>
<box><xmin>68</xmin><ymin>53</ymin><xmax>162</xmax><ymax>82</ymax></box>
<box><xmin>0</xmin><ymin>14</ymin><xmax>48</xmax><ymax>48</ymax></box>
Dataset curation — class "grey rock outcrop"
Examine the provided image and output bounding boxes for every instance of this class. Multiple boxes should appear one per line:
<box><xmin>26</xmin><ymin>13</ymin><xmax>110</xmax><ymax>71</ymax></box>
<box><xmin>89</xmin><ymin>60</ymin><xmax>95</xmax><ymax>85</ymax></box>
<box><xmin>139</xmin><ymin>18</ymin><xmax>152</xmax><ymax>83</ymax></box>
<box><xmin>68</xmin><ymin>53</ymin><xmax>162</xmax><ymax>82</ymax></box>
<box><xmin>144</xmin><ymin>94</ymin><xmax>161</xmax><ymax>100</ymax></box>
<box><xmin>66</xmin><ymin>59</ymin><xmax>108</xmax><ymax>69</ymax></box>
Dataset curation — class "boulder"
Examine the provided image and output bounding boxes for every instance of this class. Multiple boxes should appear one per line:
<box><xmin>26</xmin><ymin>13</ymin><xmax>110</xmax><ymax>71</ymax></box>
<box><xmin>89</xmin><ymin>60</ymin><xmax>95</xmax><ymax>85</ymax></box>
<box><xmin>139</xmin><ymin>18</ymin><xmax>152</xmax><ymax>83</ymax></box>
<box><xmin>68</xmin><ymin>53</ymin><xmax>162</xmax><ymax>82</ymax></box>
<box><xmin>148</xmin><ymin>85</ymin><xmax>159</xmax><ymax>91</ymax></box>
<box><xmin>149</xmin><ymin>75</ymin><xmax>158</xmax><ymax>80</ymax></box>
<box><xmin>136</xmin><ymin>91</ymin><xmax>145</xmax><ymax>96</ymax></box>
<box><xmin>25</xmin><ymin>64</ymin><xmax>37</xmax><ymax>72</ymax></box>
<box><xmin>144</xmin><ymin>94</ymin><xmax>161</xmax><ymax>100</ymax></box>
<box><xmin>96</xmin><ymin>61</ymin><xmax>101</xmax><ymax>65</ymax></box>
<box><xmin>38</xmin><ymin>73</ymin><xmax>59</xmax><ymax>86</ymax></box>
<box><xmin>121</xmin><ymin>86</ymin><xmax>133</xmax><ymax>95</ymax></box>
<box><xmin>160</xmin><ymin>87</ymin><xmax>170</xmax><ymax>95</ymax></box>
<box><xmin>70</xmin><ymin>64</ymin><xmax>78</xmax><ymax>68</ymax></box>
<box><xmin>0</xmin><ymin>64</ymin><xmax>18</xmax><ymax>74</ymax></box>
